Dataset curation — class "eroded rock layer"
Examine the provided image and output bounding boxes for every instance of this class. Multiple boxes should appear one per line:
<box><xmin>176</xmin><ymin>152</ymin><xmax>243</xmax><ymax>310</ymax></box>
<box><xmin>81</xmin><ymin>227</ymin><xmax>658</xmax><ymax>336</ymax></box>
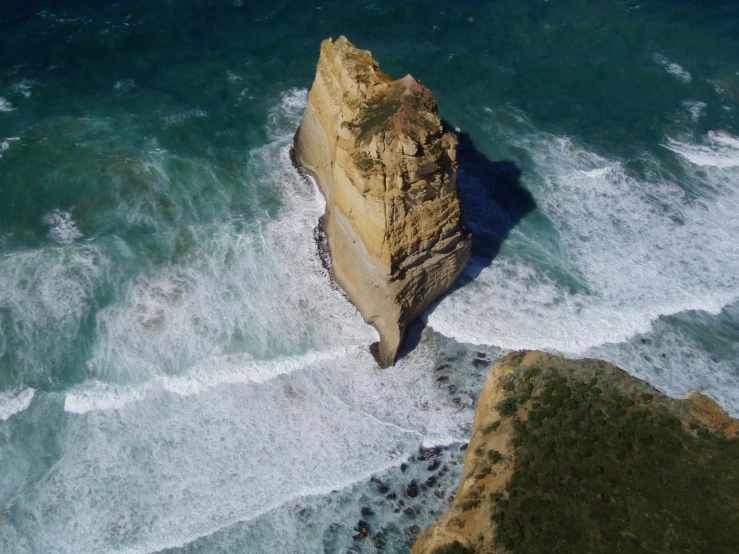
<box><xmin>294</xmin><ymin>36</ymin><xmax>471</xmax><ymax>367</ymax></box>
<box><xmin>413</xmin><ymin>352</ymin><xmax>739</xmax><ymax>554</ymax></box>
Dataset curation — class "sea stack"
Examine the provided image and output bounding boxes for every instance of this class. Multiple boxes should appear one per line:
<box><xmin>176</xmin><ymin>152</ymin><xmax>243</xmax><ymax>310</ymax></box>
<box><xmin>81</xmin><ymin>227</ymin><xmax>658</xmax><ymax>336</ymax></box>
<box><xmin>293</xmin><ymin>36</ymin><xmax>471</xmax><ymax>367</ymax></box>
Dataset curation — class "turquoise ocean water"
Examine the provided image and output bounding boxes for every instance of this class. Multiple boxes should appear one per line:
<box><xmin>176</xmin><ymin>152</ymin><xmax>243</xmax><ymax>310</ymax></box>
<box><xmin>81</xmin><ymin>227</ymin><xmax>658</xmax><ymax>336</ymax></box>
<box><xmin>1</xmin><ymin>1</ymin><xmax>738</xmax><ymax>552</ymax></box>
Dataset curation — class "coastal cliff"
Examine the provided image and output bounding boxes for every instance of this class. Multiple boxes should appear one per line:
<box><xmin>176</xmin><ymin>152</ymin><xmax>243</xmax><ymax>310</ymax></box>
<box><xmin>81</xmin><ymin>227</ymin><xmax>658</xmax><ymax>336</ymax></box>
<box><xmin>293</xmin><ymin>36</ymin><xmax>471</xmax><ymax>367</ymax></box>
<box><xmin>413</xmin><ymin>351</ymin><xmax>739</xmax><ymax>554</ymax></box>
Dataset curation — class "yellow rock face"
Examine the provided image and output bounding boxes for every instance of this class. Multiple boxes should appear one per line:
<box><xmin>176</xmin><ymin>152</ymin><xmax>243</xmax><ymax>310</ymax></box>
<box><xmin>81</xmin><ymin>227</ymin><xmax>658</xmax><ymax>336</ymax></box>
<box><xmin>682</xmin><ymin>391</ymin><xmax>739</xmax><ymax>438</ymax></box>
<box><xmin>411</xmin><ymin>355</ymin><xmax>519</xmax><ymax>554</ymax></box>
<box><xmin>294</xmin><ymin>36</ymin><xmax>471</xmax><ymax>366</ymax></box>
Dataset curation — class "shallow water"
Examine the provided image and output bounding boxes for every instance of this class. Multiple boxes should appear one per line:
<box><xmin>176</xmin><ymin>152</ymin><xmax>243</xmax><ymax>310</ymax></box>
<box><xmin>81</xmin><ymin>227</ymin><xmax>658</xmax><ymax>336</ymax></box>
<box><xmin>1</xmin><ymin>1</ymin><xmax>738</xmax><ymax>552</ymax></box>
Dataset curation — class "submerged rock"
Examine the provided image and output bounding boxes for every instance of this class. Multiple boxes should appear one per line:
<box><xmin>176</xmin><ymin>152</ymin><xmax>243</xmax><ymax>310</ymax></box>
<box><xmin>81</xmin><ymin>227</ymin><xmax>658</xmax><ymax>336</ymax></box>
<box><xmin>293</xmin><ymin>36</ymin><xmax>471</xmax><ymax>367</ymax></box>
<box><xmin>370</xmin><ymin>475</ymin><xmax>390</xmax><ymax>494</ymax></box>
<box><xmin>406</xmin><ymin>479</ymin><xmax>420</xmax><ymax>498</ymax></box>
<box><xmin>412</xmin><ymin>351</ymin><xmax>739</xmax><ymax>553</ymax></box>
<box><xmin>371</xmin><ymin>531</ymin><xmax>386</xmax><ymax>550</ymax></box>
<box><xmin>353</xmin><ymin>519</ymin><xmax>370</xmax><ymax>541</ymax></box>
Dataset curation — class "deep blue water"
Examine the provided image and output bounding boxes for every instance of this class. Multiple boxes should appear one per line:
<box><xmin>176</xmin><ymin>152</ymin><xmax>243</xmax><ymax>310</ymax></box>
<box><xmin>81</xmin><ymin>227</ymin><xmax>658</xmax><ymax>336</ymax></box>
<box><xmin>1</xmin><ymin>1</ymin><xmax>738</xmax><ymax>552</ymax></box>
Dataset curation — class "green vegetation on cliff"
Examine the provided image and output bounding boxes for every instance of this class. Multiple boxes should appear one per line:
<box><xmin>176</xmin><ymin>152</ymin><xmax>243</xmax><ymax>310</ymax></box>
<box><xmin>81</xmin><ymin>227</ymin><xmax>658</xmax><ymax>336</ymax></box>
<box><xmin>491</xmin><ymin>355</ymin><xmax>739</xmax><ymax>553</ymax></box>
<box><xmin>432</xmin><ymin>542</ymin><xmax>476</xmax><ymax>554</ymax></box>
<box><xmin>352</xmin><ymin>86</ymin><xmax>404</xmax><ymax>143</ymax></box>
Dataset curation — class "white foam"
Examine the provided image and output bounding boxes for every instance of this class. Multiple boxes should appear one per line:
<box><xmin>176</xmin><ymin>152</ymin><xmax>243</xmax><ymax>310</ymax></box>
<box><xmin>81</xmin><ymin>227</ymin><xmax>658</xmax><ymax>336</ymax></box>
<box><xmin>87</xmin><ymin>185</ymin><xmax>374</xmax><ymax>382</ymax></box>
<box><xmin>266</xmin><ymin>87</ymin><xmax>307</xmax><ymax>140</ymax></box>
<box><xmin>709</xmin><ymin>79</ymin><xmax>725</xmax><ymax>95</ymax></box>
<box><xmin>664</xmin><ymin>131</ymin><xmax>739</xmax><ymax>168</ymax></box>
<box><xmin>708</xmin><ymin>129</ymin><xmax>739</xmax><ymax>146</ymax></box>
<box><xmin>162</xmin><ymin>109</ymin><xmax>208</xmax><ymax>125</ymax></box>
<box><xmin>104</xmin><ymin>151</ymin><xmax>178</xmax><ymax>230</ymax></box>
<box><xmin>429</xmin><ymin>111</ymin><xmax>739</xmax><ymax>357</ymax></box>
<box><xmin>0</xmin><ymin>244</ymin><xmax>107</xmax><ymax>384</ymax></box>
<box><xmin>113</xmin><ymin>79</ymin><xmax>136</xmax><ymax>93</ymax></box>
<box><xmin>87</xmin><ymin>88</ymin><xmax>375</xmax><ymax>384</ymax></box>
<box><xmin>0</xmin><ymin>97</ymin><xmax>15</xmax><ymax>112</ymax></box>
<box><xmin>65</xmin><ymin>348</ymin><xmax>356</xmax><ymax>413</ymax></box>
<box><xmin>12</xmin><ymin>80</ymin><xmax>36</xmax><ymax>98</ymax></box>
<box><xmin>588</xmin><ymin>326</ymin><xmax>739</xmax><ymax>418</ymax></box>
<box><xmin>0</xmin><ymin>388</ymin><xmax>35</xmax><ymax>421</ymax></box>
<box><xmin>43</xmin><ymin>209</ymin><xmax>83</xmax><ymax>243</ymax></box>
<box><xmin>0</xmin><ymin>137</ymin><xmax>19</xmax><ymax>159</ymax></box>
<box><xmin>64</xmin><ymin>382</ymin><xmax>151</xmax><ymax>414</ymax></box>
<box><xmin>226</xmin><ymin>70</ymin><xmax>242</xmax><ymax>82</ymax></box>
<box><xmin>25</xmin><ymin>333</ymin><xmax>473</xmax><ymax>554</ymax></box>
<box><xmin>682</xmin><ymin>99</ymin><xmax>706</xmax><ymax>121</ymax></box>
<box><xmin>0</xmin><ymin>246</ymin><xmax>103</xmax><ymax>324</ymax></box>
<box><xmin>0</xmin><ymin>88</ymin><xmax>478</xmax><ymax>553</ymax></box>
<box><xmin>162</xmin><ymin>347</ymin><xmax>351</xmax><ymax>397</ymax></box>
<box><xmin>654</xmin><ymin>54</ymin><xmax>692</xmax><ymax>83</ymax></box>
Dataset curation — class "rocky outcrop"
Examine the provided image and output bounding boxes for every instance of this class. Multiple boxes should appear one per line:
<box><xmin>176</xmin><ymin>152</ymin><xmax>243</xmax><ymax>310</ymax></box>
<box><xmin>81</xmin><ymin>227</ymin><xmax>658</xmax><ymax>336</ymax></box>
<box><xmin>413</xmin><ymin>351</ymin><xmax>739</xmax><ymax>554</ymax></box>
<box><xmin>293</xmin><ymin>36</ymin><xmax>471</xmax><ymax>367</ymax></box>
<box><xmin>682</xmin><ymin>390</ymin><xmax>739</xmax><ymax>437</ymax></box>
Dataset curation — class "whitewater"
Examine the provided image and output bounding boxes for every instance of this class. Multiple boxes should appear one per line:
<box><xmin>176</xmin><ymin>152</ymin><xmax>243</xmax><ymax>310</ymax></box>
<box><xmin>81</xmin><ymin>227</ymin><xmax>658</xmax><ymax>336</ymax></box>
<box><xmin>1</xmin><ymin>0</ymin><xmax>738</xmax><ymax>552</ymax></box>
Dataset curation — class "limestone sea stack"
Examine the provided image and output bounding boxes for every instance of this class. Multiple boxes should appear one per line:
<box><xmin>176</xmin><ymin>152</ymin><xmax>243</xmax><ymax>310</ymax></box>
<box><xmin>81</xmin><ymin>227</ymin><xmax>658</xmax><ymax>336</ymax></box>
<box><xmin>293</xmin><ymin>36</ymin><xmax>471</xmax><ymax>367</ymax></box>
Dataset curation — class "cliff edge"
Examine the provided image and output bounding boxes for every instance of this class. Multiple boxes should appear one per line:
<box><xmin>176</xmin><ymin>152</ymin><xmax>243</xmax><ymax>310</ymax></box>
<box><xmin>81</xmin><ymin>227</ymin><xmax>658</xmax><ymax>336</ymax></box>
<box><xmin>413</xmin><ymin>351</ymin><xmax>739</xmax><ymax>554</ymax></box>
<box><xmin>293</xmin><ymin>36</ymin><xmax>471</xmax><ymax>367</ymax></box>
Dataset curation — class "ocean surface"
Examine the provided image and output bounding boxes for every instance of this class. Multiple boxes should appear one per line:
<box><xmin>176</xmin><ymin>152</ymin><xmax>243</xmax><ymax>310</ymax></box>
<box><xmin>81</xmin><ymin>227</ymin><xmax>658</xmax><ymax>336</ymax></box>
<box><xmin>1</xmin><ymin>0</ymin><xmax>738</xmax><ymax>552</ymax></box>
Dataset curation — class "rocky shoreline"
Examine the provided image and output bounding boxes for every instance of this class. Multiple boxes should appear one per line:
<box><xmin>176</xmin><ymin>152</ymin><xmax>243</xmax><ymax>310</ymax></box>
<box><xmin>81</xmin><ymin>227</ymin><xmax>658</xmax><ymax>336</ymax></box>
<box><xmin>412</xmin><ymin>351</ymin><xmax>739</xmax><ymax>553</ymax></box>
<box><xmin>291</xmin><ymin>37</ymin><xmax>739</xmax><ymax>553</ymax></box>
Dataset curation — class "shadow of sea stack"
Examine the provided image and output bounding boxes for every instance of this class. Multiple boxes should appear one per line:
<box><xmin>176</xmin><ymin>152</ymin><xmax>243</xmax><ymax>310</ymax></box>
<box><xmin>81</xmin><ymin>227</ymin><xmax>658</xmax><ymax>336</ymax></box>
<box><xmin>452</xmin><ymin>129</ymin><xmax>536</xmax><ymax>286</ymax></box>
